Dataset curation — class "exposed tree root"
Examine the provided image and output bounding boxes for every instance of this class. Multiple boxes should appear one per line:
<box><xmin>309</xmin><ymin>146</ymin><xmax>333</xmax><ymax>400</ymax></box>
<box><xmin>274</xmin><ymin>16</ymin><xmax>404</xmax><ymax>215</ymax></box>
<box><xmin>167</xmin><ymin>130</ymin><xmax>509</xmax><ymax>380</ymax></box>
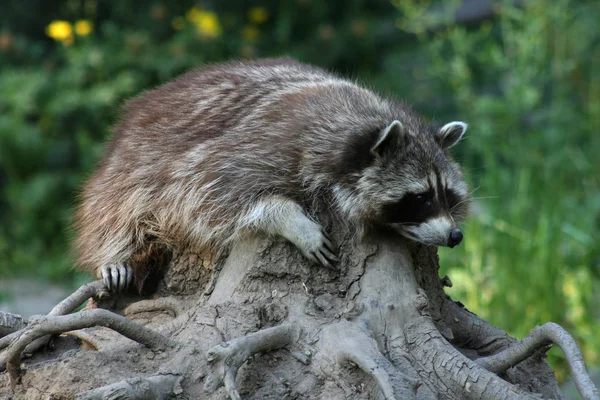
<box><xmin>476</xmin><ymin>322</ymin><xmax>600</xmax><ymax>400</ymax></box>
<box><xmin>204</xmin><ymin>324</ymin><xmax>300</xmax><ymax>400</ymax></box>
<box><xmin>411</xmin><ymin>245</ymin><xmax>516</xmax><ymax>354</ymax></box>
<box><xmin>1</xmin><ymin>235</ymin><xmax>596</xmax><ymax>399</ymax></box>
<box><xmin>351</xmin><ymin>240</ymin><xmax>546</xmax><ymax>400</ymax></box>
<box><xmin>0</xmin><ymin>280</ymin><xmax>112</xmax><ymax>371</ymax></box>
<box><xmin>63</xmin><ymin>329</ymin><xmax>103</xmax><ymax>350</ymax></box>
<box><xmin>319</xmin><ymin>320</ymin><xmax>420</xmax><ymax>400</ymax></box>
<box><xmin>76</xmin><ymin>373</ymin><xmax>183</xmax><ymax>400</ymax></box>
<box><xmin>0</xmin><ymin>312</ymin><xmax>27</xmax><ymax>338</ymax></box>
<box><xmin>47</xmin><ymin>280</ymin><xmax>107</xmax><ymax>317</ymax></box>
<box><xmin>0</xmin><ymin>308</ymin><xmax>174</xmax><ymax>390</ymax></box>
<box><xmin>412</xmin><ymin>245</ymin><xmax>569</xmax><ymax>397</ymax></box>
<box><xmin>403</xmin><ymin>312</ymin><xmax>543</xmax><ymax>399</ymax></box>
<box><xmin>124</xmin><ymin>297</ymin><xmax>185</xmax><ymax>318</ymax></box>
<box><xmin>23</xmin><ymin>280</ymin><xmax>106</xmax><ymax>355</ymax></box>
<box><xmin>0</xmin><ymin>330</ymin><xmax>20</xmax><ymax>352</ymax></box>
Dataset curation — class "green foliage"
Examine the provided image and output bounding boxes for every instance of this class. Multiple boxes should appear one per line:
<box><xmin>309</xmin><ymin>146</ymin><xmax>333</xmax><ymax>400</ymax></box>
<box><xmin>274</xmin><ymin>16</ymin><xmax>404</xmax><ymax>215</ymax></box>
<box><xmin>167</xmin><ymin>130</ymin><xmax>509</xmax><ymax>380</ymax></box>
<box><xmin>0</xmin><ymin>0</ymin><xmax>598</xmax><ymax>381</ymax></box>
<box><xmin>395</xmin><ymin>0</ymin><xmax>600</xmax><ymax>380</ymax></box>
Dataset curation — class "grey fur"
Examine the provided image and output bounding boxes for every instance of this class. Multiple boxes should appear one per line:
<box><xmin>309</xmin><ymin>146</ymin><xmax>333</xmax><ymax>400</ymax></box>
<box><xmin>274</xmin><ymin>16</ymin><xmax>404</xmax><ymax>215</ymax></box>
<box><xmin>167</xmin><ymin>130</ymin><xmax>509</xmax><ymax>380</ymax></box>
<box><xmin>74</xmin><ymin>57</ymin><xmax>470</xmax><ymax>291</ymax></box>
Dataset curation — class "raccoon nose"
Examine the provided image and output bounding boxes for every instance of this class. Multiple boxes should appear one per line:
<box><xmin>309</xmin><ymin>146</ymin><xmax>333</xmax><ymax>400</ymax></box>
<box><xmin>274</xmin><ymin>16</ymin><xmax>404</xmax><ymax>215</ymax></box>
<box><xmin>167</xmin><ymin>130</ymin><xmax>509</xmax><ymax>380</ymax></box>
<box><xmin>448</xmin><ymin>229</ymin><xmax>463</xmax><ymax>248</ymax></box>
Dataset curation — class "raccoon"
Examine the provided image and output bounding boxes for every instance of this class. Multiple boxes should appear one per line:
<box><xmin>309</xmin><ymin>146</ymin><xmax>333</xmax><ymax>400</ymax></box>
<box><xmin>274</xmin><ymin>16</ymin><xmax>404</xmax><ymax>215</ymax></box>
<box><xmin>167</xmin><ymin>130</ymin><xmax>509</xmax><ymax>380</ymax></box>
<box><xmin>74</xmin><ymin>57</ymin><xmax>470</xmax><ymax>292</ymax></box>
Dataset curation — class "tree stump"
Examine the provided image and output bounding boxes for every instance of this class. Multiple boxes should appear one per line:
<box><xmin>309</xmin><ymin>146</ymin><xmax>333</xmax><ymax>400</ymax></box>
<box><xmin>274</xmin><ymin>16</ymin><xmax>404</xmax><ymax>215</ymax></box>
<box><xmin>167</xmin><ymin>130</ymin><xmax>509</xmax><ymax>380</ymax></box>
<box><xmin>1</xmin><ymin>227</ymin><xmax>597</xmax><ymax>399</ymax></box>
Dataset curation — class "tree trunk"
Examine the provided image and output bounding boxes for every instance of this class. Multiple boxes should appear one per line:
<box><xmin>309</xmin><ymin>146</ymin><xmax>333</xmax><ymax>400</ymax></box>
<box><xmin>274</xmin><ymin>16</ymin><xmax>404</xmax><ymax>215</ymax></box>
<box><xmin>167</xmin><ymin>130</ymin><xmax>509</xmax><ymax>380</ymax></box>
<box><xmin>1</xmin><ymin>225</ymin><xmax>597</xmax><ymax>399</ymax></box>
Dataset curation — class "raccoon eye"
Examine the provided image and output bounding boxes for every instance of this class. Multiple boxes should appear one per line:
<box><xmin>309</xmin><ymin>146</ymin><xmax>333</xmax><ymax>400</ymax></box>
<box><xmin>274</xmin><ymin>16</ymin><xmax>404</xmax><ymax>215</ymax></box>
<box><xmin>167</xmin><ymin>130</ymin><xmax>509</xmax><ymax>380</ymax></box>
<box><xmin>416</xmin><ymin>194</ymin><xmax>432</xmax><ymax>208</ymax></box>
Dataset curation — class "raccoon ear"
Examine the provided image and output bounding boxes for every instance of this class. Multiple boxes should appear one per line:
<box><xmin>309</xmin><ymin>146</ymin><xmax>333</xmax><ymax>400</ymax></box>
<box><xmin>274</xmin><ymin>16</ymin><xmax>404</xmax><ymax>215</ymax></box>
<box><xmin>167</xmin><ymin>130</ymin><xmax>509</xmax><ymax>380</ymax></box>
<box><xmin>371</xmin><ymin>120</ymin><xmax>411</xmax><ymax>157</ymax></box>
<box><xmin>437</xmin><ymin>121</ymin><xmax>467</xmax><ymax>149</ymax></box>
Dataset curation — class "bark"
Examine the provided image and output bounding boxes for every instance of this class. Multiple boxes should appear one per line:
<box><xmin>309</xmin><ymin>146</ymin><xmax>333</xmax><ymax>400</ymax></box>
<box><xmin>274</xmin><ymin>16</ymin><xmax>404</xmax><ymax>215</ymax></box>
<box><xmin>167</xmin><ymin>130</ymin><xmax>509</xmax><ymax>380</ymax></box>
<box><xmin>0</xmin><ymin>227</ymin><xmax>597</xmax><ymax>399</ymax></box>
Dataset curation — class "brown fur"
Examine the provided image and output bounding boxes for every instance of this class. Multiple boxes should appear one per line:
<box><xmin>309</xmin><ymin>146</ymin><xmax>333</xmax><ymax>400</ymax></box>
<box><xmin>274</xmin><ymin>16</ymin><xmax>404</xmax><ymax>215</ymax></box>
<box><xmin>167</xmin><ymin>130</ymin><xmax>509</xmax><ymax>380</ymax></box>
<box><xmin>74</xmin><ymin>57</ymin><xmax>469</xmax><ymax>291</ymax></box>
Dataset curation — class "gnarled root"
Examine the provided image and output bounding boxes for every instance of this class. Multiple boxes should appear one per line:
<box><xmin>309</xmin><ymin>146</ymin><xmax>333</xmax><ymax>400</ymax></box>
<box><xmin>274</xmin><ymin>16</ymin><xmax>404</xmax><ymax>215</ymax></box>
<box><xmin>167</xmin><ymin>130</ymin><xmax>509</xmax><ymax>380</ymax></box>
<box><xmin>319</xmin><ymin>320</ymin><xmax>420</xmax><ymax>400</ymax></box>
<box><xmin>23</xmin><ymin>280</ymin><xmax>106</xmax><ymax>355</ymax></box>
<box><xmin>343</xmin><ymin>238</ymin><xmax>553</xmax><ymax>400</ymax></box>
<box><xmin>204</xmin><ymin>324</ymin><xmax>300</xmax><ymax>400</ymax></box>
<box><xmin>76</xmin><ymin>373</ymin><xmax>183</xmax><ymax>400</ymax></box>
<box><xmin>0</xmin><ymin>280</ymin><xmax>110</xmax><ymax>374</ymax></box>
<box><xmin>411</xmin><ymin>244</ymin><xmax>594</xmax><ymax>398</ymax></box>
<box><xmin>0</xmin><ymin>312</ymin><xmax>27</xmax><ymax>339</ymax></box>
<box><xmin>402</xmin><ymin>313</ymin><xmax>544</xmax><ymax>400</ymax></box>
<box><xmin>0</xmin><ymin>308</ymin><xmax>174</xmax><ymax>390</ymax></box>
<box><xmin>124</xmin><ymin>297</ymin><xmax>185</xmax><ymax>319</ymax></box>
<box><xmin>1</xmin><ymin>281</ymin><xmax>106</xmax><ymax>354</ymax></box>
<box><xmin>47</xmin><ymin>280</ymin><xmax>107</xmax><ymax>316</ymax></box>
<box><xmin>476</xmin><ymin>322</ymin><xmax>600</xmax><ymax>400</ymax></box>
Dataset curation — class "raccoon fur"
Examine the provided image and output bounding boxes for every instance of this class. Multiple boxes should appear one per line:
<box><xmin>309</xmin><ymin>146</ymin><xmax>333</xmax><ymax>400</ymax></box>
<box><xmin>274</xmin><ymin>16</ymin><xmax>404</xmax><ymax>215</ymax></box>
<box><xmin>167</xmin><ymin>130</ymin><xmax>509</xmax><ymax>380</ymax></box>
<box><xmin>74</xmin><ymin>57</ymin><xmax>470</xmax><ymax>292</ymax></box>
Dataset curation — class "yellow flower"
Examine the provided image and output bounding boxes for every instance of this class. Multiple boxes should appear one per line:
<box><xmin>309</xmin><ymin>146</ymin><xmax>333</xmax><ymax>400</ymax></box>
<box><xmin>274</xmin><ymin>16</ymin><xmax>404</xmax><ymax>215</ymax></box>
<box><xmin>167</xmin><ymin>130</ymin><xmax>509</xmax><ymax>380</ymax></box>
<box><xmin>74</xmin><ymin>20</ymin><xmax>93</xmax><ymax>36</ymax></box>
<box><xmin>186</xmin><ymin>7</ymin><xmax>221</xmax><ymax>38</ymax></box>
<box><xmin>45</xmin><ymin>20</ymin><xmax>73</xmax><ymax>41</ymax></box>
<box><xmin>186</xmin><ymin>7</ymin><xmax>202</xmax><ymax>23</ymax></box>
<box><xmin>195</xmin><ymin>11</ymin><xmax>222</xmax><ymax>38</ymax></box>
<box><xmin>172</xmin><ymin>16</ymin><xmax>186</xmax><ymax>31</ymax></box>
<box><xmin>242</xmin><ymin>25</ymin><xmax>259</xmax><ymax>42</ymax></box>
<box><xmin>248</xmin><ymin>7</ymin><xmax>269</xmax><ymax>24</ymax></box>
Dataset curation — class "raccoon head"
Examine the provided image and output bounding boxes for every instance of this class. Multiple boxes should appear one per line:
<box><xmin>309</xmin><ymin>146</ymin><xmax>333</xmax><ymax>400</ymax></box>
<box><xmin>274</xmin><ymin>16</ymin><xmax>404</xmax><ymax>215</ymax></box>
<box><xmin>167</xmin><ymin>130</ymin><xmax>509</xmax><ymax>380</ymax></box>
<box><xmin>357</xmin><ymin>119</ymin><xmax>470</xmax><ymax>248</ymax></box>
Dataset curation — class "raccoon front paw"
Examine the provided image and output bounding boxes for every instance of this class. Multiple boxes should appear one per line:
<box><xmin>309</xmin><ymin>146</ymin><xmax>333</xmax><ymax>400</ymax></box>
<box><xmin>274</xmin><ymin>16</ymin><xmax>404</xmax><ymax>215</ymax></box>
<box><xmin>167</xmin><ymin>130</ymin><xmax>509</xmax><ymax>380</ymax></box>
<box><xmin>294</xmin><ymin>226</ymin><xmax>340</xmax><ymax>269</ymax></box>
<box><xmin>307</xmin><ymin>230</ymin><xmax>340</xmax><ymax>269</ymax></box>
<box><xmin>100</xmin><ymin>263</ymin><xmax>132</xmax><ymax>292</ymax></box>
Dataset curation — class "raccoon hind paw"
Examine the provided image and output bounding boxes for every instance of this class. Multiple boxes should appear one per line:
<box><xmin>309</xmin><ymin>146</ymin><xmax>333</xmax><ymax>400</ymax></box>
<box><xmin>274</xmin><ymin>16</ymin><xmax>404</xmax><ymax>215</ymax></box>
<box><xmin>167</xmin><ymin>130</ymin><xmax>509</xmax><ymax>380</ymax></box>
<box><xmin>101</xmin><ymin>263</ymin><xmax>133</xmax><ymax>292</ymax></box>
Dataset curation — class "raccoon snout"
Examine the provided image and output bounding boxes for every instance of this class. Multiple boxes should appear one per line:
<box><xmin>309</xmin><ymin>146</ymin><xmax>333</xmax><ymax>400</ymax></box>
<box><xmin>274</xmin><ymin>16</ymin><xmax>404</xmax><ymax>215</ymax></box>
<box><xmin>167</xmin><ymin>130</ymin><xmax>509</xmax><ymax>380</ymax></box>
<box><xmin>448</xmin><ymin>229</ymin><xmax>463</xmax><ymax>248</ymax></box>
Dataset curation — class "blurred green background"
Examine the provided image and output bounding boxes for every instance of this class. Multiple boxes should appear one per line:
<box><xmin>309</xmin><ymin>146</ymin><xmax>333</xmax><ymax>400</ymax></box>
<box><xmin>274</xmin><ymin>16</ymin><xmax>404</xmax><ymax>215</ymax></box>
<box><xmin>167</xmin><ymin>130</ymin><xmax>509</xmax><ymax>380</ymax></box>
<box><xmin>0</xmin><ymin>0</ymin><xmax>598</xmax><ymax>385</ymax></box>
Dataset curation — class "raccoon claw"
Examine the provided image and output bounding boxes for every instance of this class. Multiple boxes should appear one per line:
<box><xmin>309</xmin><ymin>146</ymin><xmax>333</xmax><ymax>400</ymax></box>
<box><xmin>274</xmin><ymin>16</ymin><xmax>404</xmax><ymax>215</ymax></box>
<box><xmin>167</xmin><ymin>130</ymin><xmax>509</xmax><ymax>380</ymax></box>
<box><xmin>287</xmin><ymin>217</ymin><xmax>339</xmax><ymax>268</ymax></box>
<box><xmin>323</xmin><ymin>239</ymin><xmax>337</xmax><ymax>256</ymax></box>
<box><xmin>321</xmin><ymin>232</ymin><xmax>336</xmax><ymax>253</ymax></box>
<box><xmin>310</xmin><ymin>247</ymin><xmax>339</xmax><ymax>269</ymax></box>
<box><xmin>307</xmin><ymin>233</ymin><xmax>339</xmax><ymax>269</ymax></box>
<box><xmin>101</xmin><ymin>264</ymin><xmax>132</xmax><ymax>292</ymax></box>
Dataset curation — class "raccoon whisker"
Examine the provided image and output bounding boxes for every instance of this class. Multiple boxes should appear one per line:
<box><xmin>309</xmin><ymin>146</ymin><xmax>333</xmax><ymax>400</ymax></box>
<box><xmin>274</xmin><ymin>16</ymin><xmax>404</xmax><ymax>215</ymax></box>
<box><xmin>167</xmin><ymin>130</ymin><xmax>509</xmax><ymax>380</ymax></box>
<box><xmin>449</xmin><ymin>196</ymin><xmax>497</xmax><ymax>213</ymax></box>
<box><xmin>389</xmin><ymin>222</ymin><xmax>420</xmax><ymax>228</ymax></box>
<box><xmin>449</xmin><ymin>199</ymin><xmax>470</xmax><ymax>213</ymax></box>
<box><xmin>402</xmin><ymin>231</ymin><xmax>420</xmax><ymax>241</ymax></box>
<box><xmin>467</xmin><ymin>183</ymin><xmax>482</xmax><ymax>195</ymax></box>
<box><xmin>464</xmin><ymin>166</ymin><xmax>487</xmax><ymax>173</ymax></box>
